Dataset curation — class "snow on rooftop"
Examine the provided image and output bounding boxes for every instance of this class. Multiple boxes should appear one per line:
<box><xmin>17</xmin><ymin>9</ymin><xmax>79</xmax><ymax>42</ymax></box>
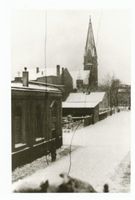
<box><xmin>66</xmin><ymin>92</ymin><xmax>105</xmax><ymax>102</ymax></box>
<box><xmin>29</xmin><ymin>68</ymin><xmax>56</xmax><ymax>80</ymax></box>
<box><xmin>14</xmin><ymin>68</ymin><xmax>56</xmax><ymax>81</ymax></box>
<box><xmin>11</xmin><ymin>82</ymin><xmax>60</xmax><ymax>92</ymax></box>
<box><xmin>63</xmin><ymin>92</ymin><xmax>105</xmax><ymax>108</ymax></box>
<box><xmin>13</xmin><ymin>67</ymin><xmax>90</xmax><ymax>89</ymax></box>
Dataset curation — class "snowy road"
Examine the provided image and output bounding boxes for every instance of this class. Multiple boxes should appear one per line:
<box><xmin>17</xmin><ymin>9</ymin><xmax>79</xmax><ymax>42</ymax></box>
<box><xmin>13</xmin><ymin>111</ymin><xmax>130</xmax><ymax>192</ymax></box>
<box><xmin>63</xmin><ymin>110</ymin><xmax>130</xmax><ymax>191</ymax></box>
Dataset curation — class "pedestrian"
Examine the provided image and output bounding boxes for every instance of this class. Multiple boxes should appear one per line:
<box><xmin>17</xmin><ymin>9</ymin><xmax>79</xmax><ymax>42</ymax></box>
<box><xmin>103</xmin><ymin>184</ymin><xmax>109</xmax><ymax>192</ymax></box>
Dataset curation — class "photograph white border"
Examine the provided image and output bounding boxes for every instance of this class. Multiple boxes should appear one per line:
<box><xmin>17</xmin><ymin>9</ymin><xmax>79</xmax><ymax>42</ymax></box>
<box><xmin>0</xmin><ymin>0</ymin><xmax>134</xmax><ymax>200</ymax></box>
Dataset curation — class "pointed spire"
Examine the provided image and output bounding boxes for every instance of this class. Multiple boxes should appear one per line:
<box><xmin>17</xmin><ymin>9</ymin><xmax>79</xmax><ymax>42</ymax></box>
<box><xmin>89</xmin><ymin>15</ymin><xmax>91</xmax><ymax>24</ymax></box>
<box><xmin>83</xmin><ymin>17</ymin><xmax>98</xmax><ymax>91</ymax></box>
<box><xmin>84</xmin><ymin>16</ymin><xmax>97</xmax><ymax>70</ymax></box>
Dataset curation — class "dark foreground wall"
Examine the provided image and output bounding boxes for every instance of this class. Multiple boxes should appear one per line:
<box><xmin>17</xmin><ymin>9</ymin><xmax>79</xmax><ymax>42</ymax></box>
<box><xmin>12</xmin><ymin>137</ymin><xmax>62</xmax><ymax>170</ymax></box>
<box><xmin>12</xmin><ymin>88</ymin><xmax>62</xmax><ymax>170</ymax></box>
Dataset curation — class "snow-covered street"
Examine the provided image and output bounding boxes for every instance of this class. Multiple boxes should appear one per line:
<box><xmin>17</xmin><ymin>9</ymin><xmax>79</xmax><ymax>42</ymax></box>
<box><xmin>63</xmin><ymin>110</ymin><xmax>130</xmax><ymax>192</ymax></box>
<box><xmin>12</xmin><ymin>111</ymin><xmax>130</xmax><ymax>192</ymax></box>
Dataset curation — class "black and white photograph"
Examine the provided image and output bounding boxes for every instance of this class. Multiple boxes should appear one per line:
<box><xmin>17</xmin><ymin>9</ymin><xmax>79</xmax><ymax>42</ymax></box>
<box><xmin>0</xmin><ymin>0</ymin><xmax>134</xmax><ymax>199</ymax></box>
<box><xmin>11</xmin><ymin>9</ymin><xmax>131</xmax><ymax>193</ymax></box>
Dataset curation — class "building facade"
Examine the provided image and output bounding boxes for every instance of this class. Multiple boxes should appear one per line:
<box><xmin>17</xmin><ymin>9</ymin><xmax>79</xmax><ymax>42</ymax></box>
<box><xmin>62</xmin><ymin>92</ymin><xmax>108</xmax><ymax>124</ymax></box>
<box><xmin>12</xmin><ymin>69</ymin><xmax>62</xmax><ymax>169</ymax></box>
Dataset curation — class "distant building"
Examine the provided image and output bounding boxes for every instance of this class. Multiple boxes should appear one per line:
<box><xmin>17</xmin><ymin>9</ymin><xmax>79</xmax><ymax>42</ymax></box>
<box><xmin>117</xmin><ymin>84</ymin><xmax>131</xmax><ymax>108</ymax></box>
<box><xmin>62</xmin><ymin>92</ymin><xmax>108</xmax><ymax>124</ymax></box>
<box><xmin>36</xmin><ymin>65</ymin><xmax>61</xmax><ymax>85</ymax></box>
<box><xmin>61</xmin><ymin>67</ymin><xmax>73</xmax><ymax>100</ymax></box>
<box><xmin>75</xmin><ymin>70</ymin><xmax>90</xmax><ymax>92</ymax></box>
<box><xmin>76</xmin><ymin>79</ymin><xmax>83</xmax><ymax>91</ymax></box>
<box><xmin>12</xmin><ymin>68</ymin><xmax>62</xmax><ymax>169</ymax></box>
<box><xmin>13</xmin><ymin>65</ymin><xmax>73</xmax><ymax>100</ymax></box>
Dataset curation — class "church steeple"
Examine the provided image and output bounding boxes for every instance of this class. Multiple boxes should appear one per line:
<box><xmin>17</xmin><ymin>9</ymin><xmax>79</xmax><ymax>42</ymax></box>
<box><xmin>84</xmin><ymin>17</ymin><xmax>98</xmax><ymax>91</ymax></box>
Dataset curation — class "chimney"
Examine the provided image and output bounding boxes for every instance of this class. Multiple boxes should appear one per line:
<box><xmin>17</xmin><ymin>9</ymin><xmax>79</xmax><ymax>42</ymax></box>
<box><xmin>36</xmin><ymin>67</ymin><xmax>39</xmax><ymax>73</ymax></box>
<box><xmin>61</xmin><ymin>67</ymin><xmax>65</xmax><ymax>85</ymax></box>
<box><xmin>22</xmin><ymin>67</ymin><xmax>29</xmax><ymax>87</ymax></box>
<box><xmin>56</xmin><ymin>65</ymin><xmax>60</xmax><ymax>77</ymax></box>
<box><xmin>62</xmin><ymin>67</ymin><xmax>64</xmax><ymax>74</ymax></box>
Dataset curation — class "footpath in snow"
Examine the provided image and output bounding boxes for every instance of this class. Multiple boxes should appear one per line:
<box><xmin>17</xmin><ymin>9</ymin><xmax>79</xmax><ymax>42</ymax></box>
<box><xmin>12</xmin><ymin>111</ymin><xmax>131</xmax><ymax>192</ymax></box>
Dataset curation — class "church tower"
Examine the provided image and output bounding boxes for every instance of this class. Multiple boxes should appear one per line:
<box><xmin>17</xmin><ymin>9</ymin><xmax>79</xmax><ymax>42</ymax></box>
<box><xmin>84</xmin><ymin>17</ymin><xmax>98</xmax><ymax>91</ymax></box>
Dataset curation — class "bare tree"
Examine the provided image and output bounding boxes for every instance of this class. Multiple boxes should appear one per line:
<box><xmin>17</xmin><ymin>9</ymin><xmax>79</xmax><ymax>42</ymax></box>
<box><xmin>98</xmin><ymin>74</ymin><xmax>121</xmax><ymax>108</ymax></box>
<box><xmin>110</xmin><ymin>78</ymin><xmax>121</xmax><ymax>107</ymax></box>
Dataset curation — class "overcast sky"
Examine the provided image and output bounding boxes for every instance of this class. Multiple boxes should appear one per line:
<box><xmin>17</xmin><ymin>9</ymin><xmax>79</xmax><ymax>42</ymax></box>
<box><xmin>11</xmin><ymin>10</ymin><xmax>131</xmax><ymax>84</ymax></box>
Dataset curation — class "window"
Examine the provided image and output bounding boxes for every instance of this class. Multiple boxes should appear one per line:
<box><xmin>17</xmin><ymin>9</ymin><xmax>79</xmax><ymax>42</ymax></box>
<box><xmin>14</xmin><ymin>105</ymin><xmax>26</xmax><ymax>148</ymax></box>
<box><xmin>51</xmin><ymin>101</ymin><xmax>57</xmax><ymax>131</ymax></box>
<box><xmin>35</xmin><ymin>105</ymin><xmax>44</xmax><ymax>141</ymax></box>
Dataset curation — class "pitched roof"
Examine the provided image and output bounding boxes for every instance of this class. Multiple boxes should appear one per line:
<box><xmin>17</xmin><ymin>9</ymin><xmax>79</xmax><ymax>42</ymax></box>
<box><xmin>62</xmin><ymin>92</ymin><xmax>105</xmax><ymax>108</ymax></box>
<box><xmin>11</xmin><ymin>82</ymin><xmax>61</xmax><ymax>93</ymax></box>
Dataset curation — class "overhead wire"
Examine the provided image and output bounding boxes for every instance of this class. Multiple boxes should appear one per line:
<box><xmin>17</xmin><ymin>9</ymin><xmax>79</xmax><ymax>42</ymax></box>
<box><xmin>44</xmin><ymin>10</ymin><xmax>49</xmax><ymax>165</ymax></box>
<box><xmin>96</xmin><ymin>10</ymin><xmax>103</xmax><ymax>48</ymax></box>
<box><xmin>67</xmin><ymin>120</ymin><xmax>82</xmax><ymax>176</ymax></box>
<box><xmin>44</xmin><ymin>10</ymin><xmax>47</xmax><ymax>84</ymax></box>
